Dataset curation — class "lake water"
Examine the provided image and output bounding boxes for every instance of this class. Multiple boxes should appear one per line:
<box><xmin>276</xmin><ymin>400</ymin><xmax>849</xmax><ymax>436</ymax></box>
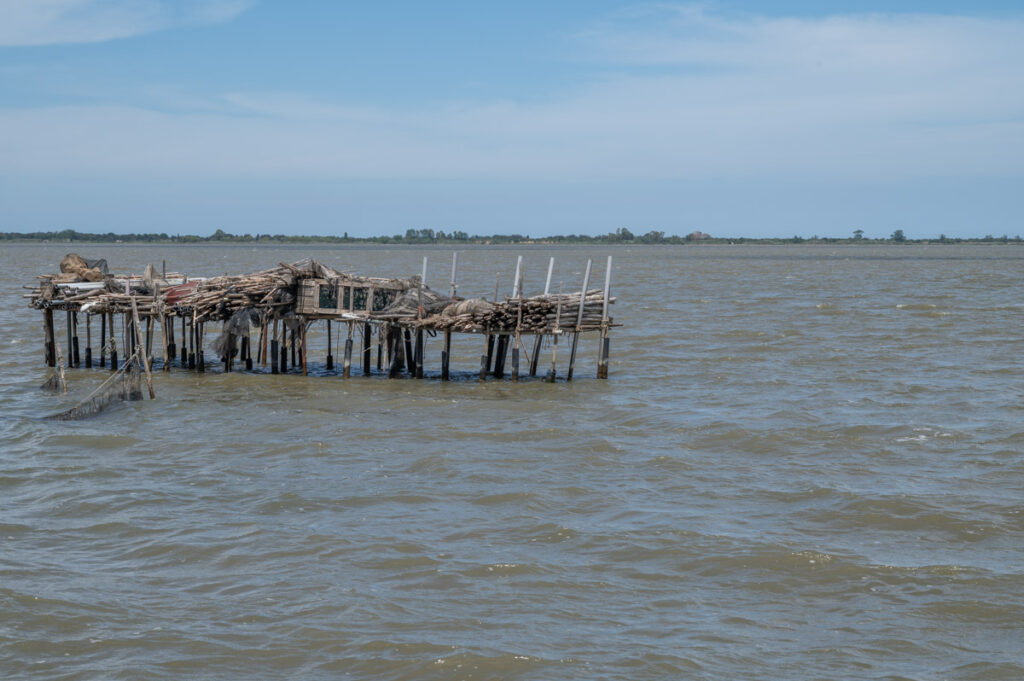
<box><xmin>1</xmin><ymin>243</ymin><xmax>1022</xmax><ymax>680</ymax></box>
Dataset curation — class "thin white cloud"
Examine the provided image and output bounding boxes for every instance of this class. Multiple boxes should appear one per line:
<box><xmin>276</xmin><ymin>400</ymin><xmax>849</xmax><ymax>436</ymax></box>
<box><xmin>0</xmin><ymin>0</ymin><xmax>251</xmax><ymax>46</ymax></box>
<box><xmin>0</xmin><ymin>5</ymin><xmax>1022</xmax><ymax>182</ymax></box>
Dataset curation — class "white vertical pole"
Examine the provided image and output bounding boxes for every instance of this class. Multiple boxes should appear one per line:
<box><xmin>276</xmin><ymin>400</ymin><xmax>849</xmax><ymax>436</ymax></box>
<box><xmin>602</xmin><ymin>255</ymin><xmax>612</xmax><ymax>322</ymax></box>
<box><xmin>512</xmin><ymin>255</ymin><xmax>523</xmax><ymax>298</ymax></box>
<box><xmin>544</xmin><ymin>257</ymin><xmax>554</xmax><ymax>295</ymax></box>
<box><xmin>575</xmin><ymin>259</ymin><xmax>592</xmax><ymax>328</ymax></box>
<box><xmin>449</xmin><ymin>252</ymin><xmax>458</xmax><ymax>297</ymax></box>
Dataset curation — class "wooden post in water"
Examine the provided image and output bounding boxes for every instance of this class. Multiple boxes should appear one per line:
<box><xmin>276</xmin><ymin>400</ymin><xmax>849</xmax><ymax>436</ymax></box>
<box><xmin>84</xmin><ymin>313</ymin><xmax>93</xmax><ymax>368</ymax></box>
<box><xmin>188</xmin><ymin>313</ymin><xmax>196</xmax><ymax>369</ymax></box>
<box><xmin>362</xmin><ymin>323</ymin><xmax>372</xmax><ymax>375</ymax></box>
<box><xmin>546</xmin><ymin>283</ymin><xmax>563</xmax><ymax>382</ymax></box>
<box><xmin>43</xmin><ymin>308</ymin><xmax>55</xmax><ymax>367</ymax></box>
<box><xmin>72</xmin><ymin>311</ymin><xmax>80</xmax><ymax>368</ymax></box>
<box><xmin>260</xmin><ymin>319</ymin><xmax>269</xmax><ymax>367</ymax></box>
<box><xmin>280</xmin><ymin>322</ymin><xmax>288</xmax><ymax>374</ymax></box>
<box><xmin>376</xmin><ymin>324</ymin><xmax>383</xmax><ymax>372</ymax></box>
<box><xmin>166</xmin><ymin>300</ymin><xmax>176</xmax><ymax>363</ymax></box>
<box><xmin>54</xmin><ymin>339</ymin><xmax>67</xmax><ymax>394</ymax></box>
<box><xmin>403</xmin><ymin>329</ymin><xmax>414</xmax><ymax>376</ymax></box>
<box><xmin>145</xmin><ymin>315</ymin><xmax>153</xmax><ymax>367</ymax></box>
<box><xmin>301</xmin><ymin>322</ymin><xmax>308</xmax><ymax>376</ymax></box>
<box><xmin>441</xmin><ymin>331</ymin><xmax>451</xmax><ymax>381</ymax></box>
<box><xmin>343</xmin><ymin>323</ymin><xmax>353</xmax><ymax>378</ymax></box>
<box><xmin>197</xmin><ymin>321</ymin><xmax>206</xmax><ymax>372</ymax></box>
<box><xmin>99</xmin><ymin>311</ymin><xmax>107</xmax><ymax>368</ymax></box>
<box><xmin>511</xmin><ymin>256</ymin><xmax>523</xmax><ymax>382</ymax></box>
<box><xmin>109</xmin><ymin>311</ymin><xmax>118</xmax><ymax>371</ymax></box>
<box><xmin>566</xmin><ymin>259</ymin><xmax>592</xmax><ymax>382</ymax></box>
<box><xmin>442</xmin><ymin>251</ymin><xmax>456</xmax><ymax>381</ymax></box>
<box><xmin>271</xmin><ymin>318</ymin><xmax>279</xmax><ymax>374</ymax></box>
<box><xmin>388</xmin><ymin>325</ymin><xmax>405</xmax><ymax>377</ymax></box>
<box><xmin>598</xmin><ymin>255</ymin><xmax>612</xmax><ymax>379</ymax></box>
<box><xmin>181</xmin><ymin>317</ymin><xmax>188</xmax><ymax>365</ymax></box>
<box><xmin>493</xmin><ymin>335</ymin><xmax>508</xmax><ymax>378</ymax></box>
<box><xmin>130</xmin><ymin>296</ymin><xmax>156</xmax><ymax>399</ymax></box>
<box><xmin>325</xmin><ymin>320</ymin><xmax>334</xmax><ymax>371</ymax></box>
<box><xmin>160</xmin><ymin>313</ymin><xmax>171</xmax><ymax>372</ymax></box>
<box><xmin>65</xmin><ymin>311</ymin><xmax>74</xmax><ymax>369</ymax></box>
<box><xmin>530</xmin><ymin>257</ymin><xmax>554</xmax><ymax>376</ymax></box>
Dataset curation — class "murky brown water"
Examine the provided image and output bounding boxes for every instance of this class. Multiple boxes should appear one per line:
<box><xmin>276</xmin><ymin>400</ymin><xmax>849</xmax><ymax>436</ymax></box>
<box><xmin>2</xmin><ymin>243</ymin><xmax>1022</xmax><ymax>680</ymax></box>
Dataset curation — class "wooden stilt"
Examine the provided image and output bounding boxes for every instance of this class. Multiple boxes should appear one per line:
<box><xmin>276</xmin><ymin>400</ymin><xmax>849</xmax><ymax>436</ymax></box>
<box><xmin>530</xmin><ymin>257</ymin><xmax>554</xmax><ymax>377</ymax></box>
<box><xmin>343</xmin><ymin>337</ymin><xmax>353</xmax><ymax>378</ymax></box>
<box><xmin>161</xmin><ymin>314</ymin><xmax>170</xmax><ymax>372</ymax></box>
<box><xmin>301</xmin><ymin>322</ymin><xmax>308</xmax><ymax>376</ymax></box>
<box><xmin>84</xmin><ymin>313</ymin><xmax>93</xmax><ymax>368</ymax></box>
<box><xmin>326</xmin><ymin>320</ymin><xmax>334</xmax><ymax>371</ymax></box>
<box><xmin>130</xmin><ymin>296</ymin><xmax>156</xmax><ymax>399</ymax></box>
<box><xmin>72</xmin><ymin>311</ymin><xmax>80</xmax><ymax>368</ymax></box>
<box><xmin>261</xmin><ymin>320</ymin><xmax>269</xmax><ymax>367</ymax></box>
<box><xmin>279</xmin><ymin>322</ymin><xmax>287</xmax><ymax>374</ymax></box>
<box><xmin>403</xmin><ymin>329</ymin><xmax>414</xmax><ymax>375</ymax></box>
<box><xmin>181</xmin><ymin>317</ymin><xmax>188</xmax><ymax>365</ymax></box>
<box><xmin>376</xmin><ymin>325</ymin><xmax>383</xmax><ymax>372</ymax></box>
<box><xmin>271</xmin><ymin>318</ymin><xmax>279</xmax><ymax>374</ymax></box>
<box><xmin>188</xmin><ymin>315</ymin><xmax>195</xmax><ymax>369</ymax></box>
<box><xmin>441</xmin><ymin>329</ymin><xmax>451</xmax><ymax>381</ymax></box>
<box><xmin>109</xmin><ymin>311</ymin><xmax>118</xmax><ymax>371</ymax></box>
<box><xmin>362</xmin><ymin>323</ymin><xmax>372</xmax><ymax>375</ymax></box>
<box><xmin>598</xmin><ymin>255</ymin><xmax>612</xmax><ymax>379</ymax></box>
<box><xmin>99</xmin><ymin>311</ymin><xmax>107</xmax><ymax>368</ymax></box>
<box><xmin>197</xmin><ymin>322</ymin><xmax>205</xmax><ymax>372</ymax></box>
<box><xmin>485</xmin><ymin>333</ymin><xmax>495</xmax><ymax>372</ymax></box>
<box><xmin>166</xmin><ymin>306</ymin><xmax>176</xmax><ymax>362</ymax></box>
<box><xmin>244</xmin><ymin>334</ymin><xmax>253</xmax><ymax>370</ymax></box>
<box><xmin>493</xmin><ymin>335</ymin><xmax>508</xmax><ymax>378</ymax></box>
<box><xmin>145</xmin><ymin>315</ymin><xmax>153</xmax><ymax>366</ymax></box>
<box><xmin>43</xmin><ymin>308</ymin><xmax>55</xmax><ymax>367</ymax></box>
<box><xmin>414</xmin><ymin>328</ymin><xmax>424</xmax><ymax>379</ymax></box>
<box><xmin>388</xmin><ymin>326</ymin><xmax>405</xmax><ymax>377</ymax></box>
<box><xmin>65</xmin><ymin>311</ymin><xmax>74</xmax><ymax>369</ymax></box>
<box><xmin>547</xmin><ymin>283</ymin><xmax>564</xmax><ymax>382</ymax></box>
<box><xmin>566</xmin><ymin>259</ymin><xmax>592</xmax><ymax>382</ymax></box>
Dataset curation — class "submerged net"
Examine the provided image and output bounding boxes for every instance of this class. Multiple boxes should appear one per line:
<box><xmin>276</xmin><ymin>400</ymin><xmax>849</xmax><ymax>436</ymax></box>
<box><xmin>48</xmin><ymin>355</ymin><xmax>145</xmax><ymax>421</ymax></box>
<box><xmin>40</xmin><ymin>372</ymin><xmax>64</xmax><ymax>392</ymax></box>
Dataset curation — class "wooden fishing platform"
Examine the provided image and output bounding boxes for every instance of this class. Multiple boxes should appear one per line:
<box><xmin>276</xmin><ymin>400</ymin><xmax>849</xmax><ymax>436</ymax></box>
<box><xmin>27</xmin><ymin>253</ymin><xmax>617</xmax><ymax>384</ymax></box>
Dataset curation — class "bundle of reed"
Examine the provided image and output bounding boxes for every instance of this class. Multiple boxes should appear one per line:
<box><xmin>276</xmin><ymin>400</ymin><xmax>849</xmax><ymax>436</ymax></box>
<box><xmin>418</xmin><ymin>289</ymin><xmax>614</xmax><ymax>334</ymax></box>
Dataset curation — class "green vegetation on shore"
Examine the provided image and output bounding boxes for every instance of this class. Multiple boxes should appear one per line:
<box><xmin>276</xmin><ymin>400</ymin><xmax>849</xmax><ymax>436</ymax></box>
<box><xmin>2</xmin><ymin>227</ymin><xmax>1021</xmax><ymax>245</ymax></box>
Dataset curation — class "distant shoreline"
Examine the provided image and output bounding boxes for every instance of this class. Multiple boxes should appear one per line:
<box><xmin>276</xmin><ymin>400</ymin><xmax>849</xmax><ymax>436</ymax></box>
<box><xmin>2</xmin><ymin>229</ymin><xmax>1021</xmax><ymax>246</ymax></box>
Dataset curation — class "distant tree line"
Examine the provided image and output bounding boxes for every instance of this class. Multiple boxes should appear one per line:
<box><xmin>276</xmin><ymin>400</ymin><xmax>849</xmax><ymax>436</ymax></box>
<box><xmin>1</xmin><ymin>227</ymin><xmax>1021</xmax><ymax>245</ymax></box>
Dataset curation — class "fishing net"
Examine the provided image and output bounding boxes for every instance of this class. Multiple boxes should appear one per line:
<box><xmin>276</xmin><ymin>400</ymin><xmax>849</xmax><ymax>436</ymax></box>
<box><xmin>40</xmin><ymin>372</ymin><xmax>64</xmax><ymax>392</ymax></box>
<box><xmin>48</xmin><ymin>356</ymin><xmax>145</xmax><ymax>421</ymax></box>
<box><xmin>211</xmin><ymin>308</ymin><xmax>260</xmax><ymax>359</ymax></box>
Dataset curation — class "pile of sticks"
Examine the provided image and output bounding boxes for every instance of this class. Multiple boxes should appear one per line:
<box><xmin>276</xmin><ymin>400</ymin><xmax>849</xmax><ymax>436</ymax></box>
<box><xmin>420</xmin><ymin>290</ymin><xmax>614</xmax><ymax>333</ymax></box>
<box><xmin>174</xmin><ymin>269</ymin><xmax>293</xmax><ymax>321</ymax></box>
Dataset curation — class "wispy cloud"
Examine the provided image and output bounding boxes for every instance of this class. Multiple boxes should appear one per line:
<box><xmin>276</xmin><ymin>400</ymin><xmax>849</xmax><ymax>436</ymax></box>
<box><xmin>0</xmin><ymin>0</ymin><xmax>252</xmax><ymax>46</ymax></box>
<box><xmin>1</xmin><ymin>5</ymin><xmax>1022</xmax><ymax>182</ymax></box>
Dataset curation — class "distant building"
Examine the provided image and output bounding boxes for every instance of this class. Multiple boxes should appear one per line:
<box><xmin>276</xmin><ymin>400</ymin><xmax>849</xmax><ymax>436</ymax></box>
<box><xmin>686</xmin><ymin>231</ymin><xmax>710</xmax><ymax>241</ymax></box>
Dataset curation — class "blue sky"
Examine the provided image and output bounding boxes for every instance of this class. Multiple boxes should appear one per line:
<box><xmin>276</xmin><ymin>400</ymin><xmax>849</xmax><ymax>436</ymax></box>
<box><xmin>1</xmin><ymin>1</ymin><xmax>1022</xmax><ymax>238</ymax></box>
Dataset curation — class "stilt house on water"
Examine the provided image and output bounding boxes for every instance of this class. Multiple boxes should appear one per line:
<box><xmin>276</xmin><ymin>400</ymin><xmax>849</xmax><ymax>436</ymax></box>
<box><xmin>27</xmin><ymin>253</ymin><xmax>617</xmax><ymax>390</ymax></box>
